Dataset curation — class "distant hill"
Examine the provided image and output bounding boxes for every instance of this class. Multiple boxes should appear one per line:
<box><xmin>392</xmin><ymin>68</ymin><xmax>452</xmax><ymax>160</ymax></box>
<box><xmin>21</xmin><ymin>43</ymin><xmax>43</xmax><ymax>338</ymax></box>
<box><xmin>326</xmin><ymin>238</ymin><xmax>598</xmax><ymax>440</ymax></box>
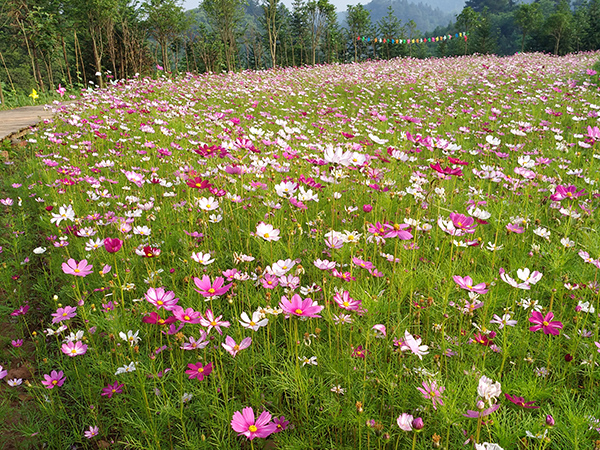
<box><xmin>339</xmin><ymin>0</ymin><xmax>456</xmax><ymax>33</ymax></box>
<box><xmin>415</xmin><ymin>0</ymin><xmax>464</xmax><ymax>14</ymax></box>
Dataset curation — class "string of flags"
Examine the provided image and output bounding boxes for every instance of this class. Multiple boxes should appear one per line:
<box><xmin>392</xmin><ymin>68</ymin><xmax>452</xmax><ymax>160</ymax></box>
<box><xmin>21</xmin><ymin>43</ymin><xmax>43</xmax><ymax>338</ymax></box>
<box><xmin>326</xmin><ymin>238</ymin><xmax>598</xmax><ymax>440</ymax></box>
<box><xmin>356</xmin><ymin>32</ymin><xmax>469</xmax><ymax>44</ymax></box>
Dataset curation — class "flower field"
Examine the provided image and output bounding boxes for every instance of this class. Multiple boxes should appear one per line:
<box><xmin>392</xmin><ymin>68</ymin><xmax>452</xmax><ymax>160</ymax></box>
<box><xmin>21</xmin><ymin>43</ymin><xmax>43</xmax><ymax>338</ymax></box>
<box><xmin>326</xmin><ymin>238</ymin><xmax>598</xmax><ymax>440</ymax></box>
<box><xmin>1</xmin><ymin>52</ymin><xmax>600</xmax><ymax>450</ymax></box>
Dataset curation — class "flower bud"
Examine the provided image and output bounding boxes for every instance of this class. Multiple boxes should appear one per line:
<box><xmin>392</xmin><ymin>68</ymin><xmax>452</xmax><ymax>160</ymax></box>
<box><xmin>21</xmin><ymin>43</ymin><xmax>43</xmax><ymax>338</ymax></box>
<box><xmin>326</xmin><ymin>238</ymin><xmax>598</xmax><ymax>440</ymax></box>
<box><xmin>546</xmin><ymin>415</ymin><xmax>555</xmax><ymax>427</ymax></box>
<box><xmin>412</xmin><ymin>417</ymin><xmax>424</xmax><ymax>430</ymax></box>
<box><xmin>363</xmin><ymin>204</ymin><xmax>373</xmax><ymax>213</ymax></box>
<box><xmin>476</xmin><ymin>400</ymin><xmax>485</xmax><ymax>410</ymax></box>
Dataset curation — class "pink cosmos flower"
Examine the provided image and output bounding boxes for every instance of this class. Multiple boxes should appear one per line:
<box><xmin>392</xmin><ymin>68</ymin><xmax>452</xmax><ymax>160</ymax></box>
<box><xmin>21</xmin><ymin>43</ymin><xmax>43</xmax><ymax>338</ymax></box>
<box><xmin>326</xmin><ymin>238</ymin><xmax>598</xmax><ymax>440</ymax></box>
<box><xmin>185</xmin><ymin>362</ymin><xmax>213</xmax><ymax>381</ymax></box>
<box><xmin>231</xmin><ymin>407</ymin><xmax>278</xmax><ymax>440</ymax></box>
<box><xmin>61</xmin><ymin>258</ymin><xmax>93</xmax><ymax>277</ymax></box>
<box><xmin>333</xmin><ymin>291</ymin><xmax>362</xmax><ymax>311</ymax></box>
<box><xmin>313</xmin><ymin>259</ymin><xmax>337</xmax><ymax>270</ymax></box>
<box><xmin>101</xmin><ymin>381</ymin><xmax>124</xmax><ymax>398</ymax></box>
<box><xmin>401</xmin><ymin>330</ymin><xmax>429</xmax><ymax>359</ymax></box>
<box><xmin>417</xmin><ymin>381</ymin><xmax>445</xmax><ymax>410</ymax></box>
<box><xmin>193</xmin><ymin>275</ymin><xmax>233</xmax><ymax>298</ymax></box>
<box><xmin>383</xmin><ymin>222</ymin><xmax>413</xmax><ymax>240</ymax></box>
<box><xmin>279</xmin><ymin>294</ymin><xmax>324</xmax><ymax>318</ymax></box>
<box><xmin>506</xmin><ymin>223</ymin><xmax>524</xmax><ymax>234</ymax></box>
<box><xmin>51</xmin><ymin>305</ymin><xmax>77</xmax><ymax>324</ymax></box>
<box><xmin>453</xmin><ymin>275</ymin><xmax>489</xmax><ymax>294</ymax></box>
<box><xmin>449</xmin><ymin>212</ymin><xmax>477</xmax><ymax>234</ymax></box>
<box><xmin>352</xmin><ymin>257</ymin><xmax>373</xmax><ymax>270</ymax></box>
<box><xmin>463</xmin><ymin>403</ymin><xmax>500</xmax><ymax>418</ymax></box>
<box><xmin>41</xmin><ymin>370</ymin><xmax>66</xmax><ymax>389</ymax></box>
<box><xmin>528</xmin><ymin>311</ymin><xmax>563</xmax><ymax>335</ymax></box>
<box><xmin>222</xmin><ymin>335</ymin><xmax>252</xmax><ymax>357</ymax></box>
<box><xmin>397</xmin><ymin>413</ymin><xmax>414</xmax><ymax>431</ymax></box>
<box><xmin>84</xmin><ymin>425</ymin><xmax>99</xmax><ymax>439</ymax></box>
<box><xmin>145</xmin><ymin>287</ymin><xmax>179</xmax><ymax>310</ymax></box>
<box><xmin>260</xmin><ymin>273</ymin><xmax>279</xmax><ymax>289</ymax></box>
<box><xmin>61</xmin><ymin>340</ymin><xmax>88</xmax><ymax>357</ymax></box>
<box><xmin>200</xmin><ymin>309</ymin><xmax>230</xmax><ymax>335</ymax></box>
<box><xmin>550</xmin><ymin>185</ymin><xmax>586</xmax><ymax>201</ymax></box>
<box><xmin>180</xmin><ymin>332</ymin><xmax>209</xmax><ymax>350</ymax></box>
<box><xmin>372</xmin><ymin>324</ymin><xmax>386</xmax><ymax>337</ymax></box>
<box><xmin>172</xmin><ymin>306</ymin><xmax>202</xmax><ymax>325</ymax></box>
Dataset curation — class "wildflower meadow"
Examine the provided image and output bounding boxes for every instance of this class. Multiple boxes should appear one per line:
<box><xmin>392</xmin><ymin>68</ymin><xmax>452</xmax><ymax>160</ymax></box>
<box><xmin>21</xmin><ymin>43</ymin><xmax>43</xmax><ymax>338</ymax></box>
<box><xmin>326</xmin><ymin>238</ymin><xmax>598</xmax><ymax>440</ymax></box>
<box><xmin>2</xmin><ymin>52</ymin><xmax>600</xmax><ymax>450</ymax></box>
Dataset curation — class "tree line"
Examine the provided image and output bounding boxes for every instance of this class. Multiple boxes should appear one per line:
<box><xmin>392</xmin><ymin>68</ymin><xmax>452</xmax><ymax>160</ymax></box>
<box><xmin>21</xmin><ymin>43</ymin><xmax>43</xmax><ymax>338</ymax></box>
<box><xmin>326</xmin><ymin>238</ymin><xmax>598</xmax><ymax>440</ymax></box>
<box><xmin>0</xmin><ymin>0</ymin><xmax>599</xmax><ymax>99</ymax></box>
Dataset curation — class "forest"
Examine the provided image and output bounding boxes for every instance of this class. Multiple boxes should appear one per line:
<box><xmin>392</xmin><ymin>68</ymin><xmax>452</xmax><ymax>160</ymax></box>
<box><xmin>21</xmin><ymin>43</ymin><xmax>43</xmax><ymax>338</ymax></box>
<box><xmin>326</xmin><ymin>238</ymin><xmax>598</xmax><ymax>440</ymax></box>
<box><xmin>0</xmin><ymin>0</ymin><xmax>599</xmax><ymax>101</ymax></box>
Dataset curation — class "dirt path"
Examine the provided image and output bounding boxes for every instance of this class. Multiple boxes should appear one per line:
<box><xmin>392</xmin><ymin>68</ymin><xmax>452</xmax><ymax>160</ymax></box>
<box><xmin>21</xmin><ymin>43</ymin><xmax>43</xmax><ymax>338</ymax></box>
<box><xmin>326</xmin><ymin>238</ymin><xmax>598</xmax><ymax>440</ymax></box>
<box><xmin>0</xmin><ymin>104</ymin><xmax>62</xmax><ymax>141</ymax></box>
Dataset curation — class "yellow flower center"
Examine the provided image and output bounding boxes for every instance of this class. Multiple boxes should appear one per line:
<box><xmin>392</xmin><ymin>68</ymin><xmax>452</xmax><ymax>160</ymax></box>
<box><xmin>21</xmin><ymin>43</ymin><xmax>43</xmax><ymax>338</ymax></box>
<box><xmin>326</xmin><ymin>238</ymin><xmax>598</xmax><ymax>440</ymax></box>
<box><xmin>233</xmin><ymin>345</ymin><xmax>239</xmax><ymax>351</ymax></box>
<box><xmin>208</xmin><ymin>288</ymin><xmax>215</xmax><ymax>294</ymax></box>
<box><xmin>52</xmin><ymin>380</ymin><xmax>58</xmax><ymax>385</ymax></box>
<box><xmin>264</xmin><ymin>233</ymin><xmax>270</xmax><ymax>238</ymax></box>
<box><xmin>211</xmin><ymin>321</ymin><xmax>217</xmax><ymax>326</ymax></box>
<box><xmin>542</xmin><ymin>321</ymin><xmax>549</xmax><ymax>326</ymax></box>
<box><xmin>343</xmin><ymin>301</ymin><xmax>350</xmax><ymax>307</ymax></box>
<box><xmin>74</xmin><ymin>269</ymin><xmax>80</xmax><ymax>273</ymax></box>
<box><xmin>184</xmin><ymin>315</ymin><xmax>190</xmax><ymax>321</ymax></box>
<box><xmin>62</xmin><ymin>312</ymin><xmax>68</xmax><ymax>316</ymax></box>
<box><xmin>248</xmin><ymin>425</ymin><xmax>257</xmax><ymax>433</ymax></box>
<box><xmin>198</xmin><ymin>367</ymin><xmax>204</xmax><ymax>373</ymax></box>
<box><xmin>196</xmin><ymin>183</ymin><xmax>202</xmax><ymax>187</ymax></box>
<box><xmin>157</xmin><ymin>300</ymin><xmax>163</xmax><ymax>305</ymax></box>
<box><xmin>71</xmin><ymin>349</ymin><xmax>77</xmax><ymax>354</ymax></box>
<box><xmin>295</xmin><ymin>309</ymin><xmax>303</xmax><ymax>315</ymax></box>
<box><xmin>249</xmin><ymin>321</ymin><xmax>256</xmax><ymax>326</ymax></box>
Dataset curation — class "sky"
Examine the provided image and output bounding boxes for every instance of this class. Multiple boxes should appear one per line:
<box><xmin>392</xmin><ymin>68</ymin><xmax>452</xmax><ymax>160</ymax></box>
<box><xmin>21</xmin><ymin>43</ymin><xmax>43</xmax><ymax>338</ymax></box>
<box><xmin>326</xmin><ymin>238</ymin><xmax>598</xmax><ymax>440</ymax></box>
<box><xmin>181</xmin><ymin>0</ymin><xmax>365</xmax><ymax>13</ymax></box>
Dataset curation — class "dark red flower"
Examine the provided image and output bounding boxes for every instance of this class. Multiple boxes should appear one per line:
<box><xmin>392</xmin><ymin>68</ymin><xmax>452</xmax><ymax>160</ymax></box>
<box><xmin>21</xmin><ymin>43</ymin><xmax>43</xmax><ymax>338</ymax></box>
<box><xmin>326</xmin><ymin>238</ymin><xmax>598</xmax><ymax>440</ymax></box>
<box><xmin>186</xmin><ymin>176</ymin><xmax>213</xmax><ymax>190</ymax></box>
<box><xmin>142</xmin><ymin>312</ymin><xmax>177</xmax><ymax>326</ymax></box>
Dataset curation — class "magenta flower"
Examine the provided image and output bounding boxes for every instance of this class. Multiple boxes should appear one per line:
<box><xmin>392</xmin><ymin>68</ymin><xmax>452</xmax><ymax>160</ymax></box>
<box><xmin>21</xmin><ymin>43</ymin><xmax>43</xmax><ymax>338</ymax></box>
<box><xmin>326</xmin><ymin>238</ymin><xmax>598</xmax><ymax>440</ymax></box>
<box><xmin>0</xmin><ymin>365</ymin><xmax>7</xmax><ymax>380</ymax></box>
<box><xmin>185</xmin><ymin>362</ymin><xmax>213</xmax><ymax>381</ymax></box>
<box><xmin>172</xmin><ymin>306</ymin><xmax>202</xmax><ymax>325</ymax></box>
<box><xmin>528</xmin><ymin>311</ymin><xmax>563</xmax><ymax>335</ymax></box>
<box><xmin>279</xmin><ymin>294</ymin><xmax>324</xmax><ymax>318</ymax></box>
<box><xmin>61</xmin><ymin>340</ymin><xmax>88</xmax><ymax>357</ymax></box>
<box><xmin>449</xmin><ymin>212</ymin><xmax>477</xmax><ymax>234</ymax></box>
<box><xmin>273</xmin><ymin>416</ymin><xmax>289</xmax><ymax>433</ymax></box>
<box><xmin>231</xmin><ymin>407</ymin><xmax>278</xmax><ymax>440</ymax></box>
<box><xmin>41</xmin><ymin>370</ymin><xmax>66</xmax><ymax>389</ymax></box>
<box><xmin>142</xmin><ymin>312</ymin><xmax>177</xmax><ymax>326</ymax></box>
<box><xmin>352</xmin><ymin>257</ymin><xmax>373</xmax><ymax>270</ymax></box>
<box><xmin>222</xmin><ymin>335</ymin><xmax>252</xmax><ymax>357</ymax></box>
<box><xmin>193</xmin><ymin>275</ymin><xmax>233</xmax><ymax>298</ymax></box>
<box><xmin>504</xmin><ymin>394</ymin><xmax>539</xmax><ymax>409</ymax></box>
<box><xmin>452</xmin><ymin>275</ymin><xmax>489</xmax><ymax>294</ymax></box>
<box><xmin>417</xmin><ymin>381</ymin><xmax>445</xmax><ymax>410</ymax></box>
<box><xmin>51</xmin><ymin>305</ymin><xmax>77</xmax><ymax>324</ymax></box>
<box><xmin>145</xmin><ymin>287</ymin><xmax>179</xmax><ymax>310</ymax></box>
<box><xmin>550</xmin><ymin>185</ymin><xmax>586</xmax><ymax>201</ymax></box>
<box><xmin>103</xmin><ymin>237</ymin><xmax>123</xmax><ymax>253</ymax></box>
<box><xmin>101</xmin><ymin>381</ymin><xmax>124</xmax><ymax>398</ymax></box>
<box><xmin>61</xmin><ymin>258</ymin><xmax>93</xmax><ymax>276</ymax></box>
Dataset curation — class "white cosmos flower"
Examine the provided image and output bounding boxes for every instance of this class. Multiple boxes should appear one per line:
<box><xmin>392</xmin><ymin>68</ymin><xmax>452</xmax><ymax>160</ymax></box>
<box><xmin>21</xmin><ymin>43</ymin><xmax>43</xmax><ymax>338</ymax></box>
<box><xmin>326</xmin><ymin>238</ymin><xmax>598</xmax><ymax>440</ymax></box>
<box><xmin>255</xmin><ymin>222</ymin><xmax>280</xmax><ymax>241</ymax></box>
<box><xmin>239</xmin><ymin>311</ymin><xmax>268</xmax><ymax>331</ymax></box>
<box><xmin>191</xmin><ymin>252</ymin><xmax>215</xmax><ymax>265</ymax></box>
<box><xmin>197</xmin><ymin>196</ymin><xmax>219</xmax><ymax>211</ymax></box>
<box><xmin>33</xmin><ymin>247</ymin><xmax>47</xmax><ymax>254</ymax></box>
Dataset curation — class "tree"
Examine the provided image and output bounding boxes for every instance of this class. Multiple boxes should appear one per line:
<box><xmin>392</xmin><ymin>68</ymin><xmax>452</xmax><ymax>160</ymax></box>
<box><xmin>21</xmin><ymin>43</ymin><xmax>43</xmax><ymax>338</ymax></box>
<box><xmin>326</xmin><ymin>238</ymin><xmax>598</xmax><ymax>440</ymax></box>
<box><xmin>456</xmin><ymin>6</ymin><xmax>479</xmax><ymax>54</ymax></box>
<box><xmin>465</xmin><ymin>0</ymin><xmax>512</xmax><ymax>15</ymax></box>
<box><xmin>261</xmin><ymin>0</ymin><xmax>285</xmax><ymax>67</ymax></box>
<box><xmin>514</xmin><ymin>3</ymin><xmax>542</xmax><ymax>52</ymax></box>
<box><xmin>202</xmin><ymin>0</ymin><xmax>245</xmax><ymax>71</ymax></box>
<box><xmin>143</xmin><ymin>0</ymin><xmax>188</xmax><ymax>72</ymax></box>
<box><xmin>305</xmin><ymin>0</ymin><xmax>335</xmax><ymax>65</ymax></box>
<box><xmin>346</xmin><ymin>3</ymin><xmax>370</xmax><ymax>62</ymax></box>
<box><xmin>406</xmin><ymin>19</ymin><xmax>417</xmax><ymax>56</ymax></box>
<box><xmin>377</xmin><ymin>6</ymin><xmax>404</xmax><ymax>60</ymax></box>
<box><xmin>545</xmin><ymin>0</ymin><xmax>572</xmax><ymax>54</ymax></box>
